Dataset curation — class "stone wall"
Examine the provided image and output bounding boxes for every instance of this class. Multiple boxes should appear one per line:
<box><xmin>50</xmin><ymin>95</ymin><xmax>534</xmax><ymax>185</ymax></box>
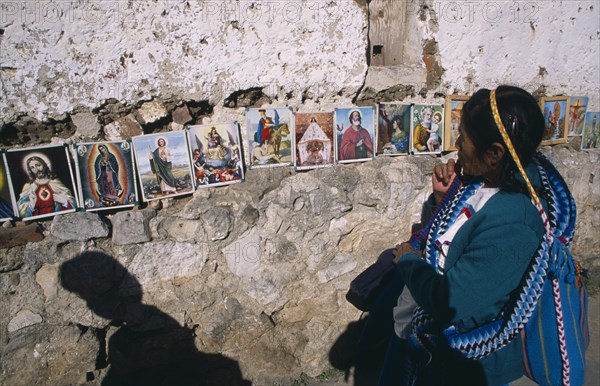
<box><xmin>1</xmin><ymin>0</ymin><xmax>599</xmax><ymax>384</ymax></box>
<box><xmin>1</xmin><ymin>146</ymin><xmax>599</xmax><ymax>385</ymax></box>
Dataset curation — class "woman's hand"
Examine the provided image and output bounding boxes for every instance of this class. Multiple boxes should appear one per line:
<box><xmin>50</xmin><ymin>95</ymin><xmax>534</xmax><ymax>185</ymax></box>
<box><xmin>393</xmin><ymin>242</ymin><xmax>420</xmax><ymax>264</ymax></box>
<box><xmin>432</xmin><ymin>159</ymin><xmax>459</xmax><ymax>204</ymax></box>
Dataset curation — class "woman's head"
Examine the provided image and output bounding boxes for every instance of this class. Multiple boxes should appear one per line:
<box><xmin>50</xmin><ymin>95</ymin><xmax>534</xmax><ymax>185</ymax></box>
<box><xmin>457</xmin><ymin>85</ymin><xmax>544</xmax><ymax>187</ymax></box>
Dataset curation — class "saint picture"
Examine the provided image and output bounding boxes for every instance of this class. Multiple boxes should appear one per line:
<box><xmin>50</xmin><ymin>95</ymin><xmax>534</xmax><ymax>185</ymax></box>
<box><xmin>377</xmin><ymin>103</ymin><xmax>411</xmax><ymax>156</ymax></box>
<box><xmin>540</xmin><ymin>96</ymin><xmax>570</xmax><ymax>145</ymax></box>
<box><xmin>4</xmin><ymin>145</ymin><xmax>78</xmax><ymax>221</ymax></box>
<box><xmin>295</xmin><ymin>112</ymin><xmax>335</xmax><ymax>170</ymax></box>
<box><xmin>335</xmin><ymin>107</ymin><xmax>375</xmax><ymax>163</ymax></box>
<box><xmin>411</xmin><ymin>104</ymin><xmax>444</xmax><ymax>154</ymax></box>
<box><xmin>132</xmin><ymin>132</ymin><xmax>194</xmax><ymax>201</ymax></box>
<box><xmin>581</xmin><ymin>111</ymin><xmax>599</xmax><ymax>150</ymax></box>
<box><xmin>444</xmin><ymin>95</ymin><xmax>469</xmax><ymax>151</ymax></box>
<box><xmin>187</xmin><ymin>123</ymin><xmax>244</xmax><ymax>188</ymax></box>
<box><xmin>247</xmin><ymin>108</ymin><xmax>294</xmax><ymax>168</ymax></box>
<box><xmin>1</xmin><ymin>155</ymin><xmax>16</xmax><ymax>221</ymax></box>
<box><xmin>567</xmin><ymin>96</ymin><xmax>588</xmax><ymax>136</ymax></box>
<box><xmin>74</xmin><ymin>141</ymin><xmax>138</xmax><ymax>211</ymax></box>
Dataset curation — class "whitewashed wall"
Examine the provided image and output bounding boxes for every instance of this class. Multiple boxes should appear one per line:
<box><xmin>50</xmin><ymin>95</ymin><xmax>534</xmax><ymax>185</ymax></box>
<box><xmin>435</xmin><ymin>0</ymin><xmax>599</xmax><ymax>107</ymax></box>
<box><xmin>2</xmin><ymin>0</ymin><xmax>598</xmax><ymax>126</ymax></box>
<box><xmin>0</xmin><ymin>0</ymin><xmax>367</xmax><ymax>124</ymax></box>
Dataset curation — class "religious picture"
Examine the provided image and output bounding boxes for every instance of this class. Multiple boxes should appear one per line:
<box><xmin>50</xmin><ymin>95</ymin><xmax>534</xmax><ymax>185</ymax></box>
<box><xmin>334</xmin><ymin>107</ymin><xmax>375</xmax><ymax>163</ymax></box>
<box><xmin>295</xmin><ymin>112</ymin><xmax>335</xmax><ymax>170</ymax></box>
<box><xmin>132</xmin><ymin>132</ymin><xmax>194</xmax><ymax>201</ymax></box>
<box><xmin>444</xmin><ymin>95</ymin><xmax>469</xmax><ymax>151</ymax></box>
<box><xmin>540</xmin><ymin>96</ymin><xmax>569</xmax><ymax>145</ymax></box>
<box><xmin>187</xmin><ymin>122</ymin><xmax>244</xmax><ymax>188</ymax></box>
<box><xmin>581</xmin><ymin>111</ymin><xmax>600</xmax><ymax>150</ymax></box>
<box><xmin>567</xmin><ymin>96</ymin><xmax>589</xmax><ymax>136</ymax></box>
<box><xmin>74</xmin><ymin>141</ymin><xmax>138</xmax><ymax>211</ymax></box>
<box><xmin>411</xmin><ymin>104</ymin><xmax>444</xmax><ymax>155</ymax></box>
<box><xmin>1</xmin><ymin>154</ymin><xmax>17</xmax><ymax>221</ymax></box>
<box><xmin>246</xmin><ymin>108</ymin><xmax>294</xmax><ymax>169</ymax></box>
<box><xmin>377</xmin><ymin>103</ymin><xmax>411</xmax><ymax>156</ymax></box>
<box><xmin>4</xmin><ymin>145</ymin><xmax>78</xmax><ymax>221</ymax></box>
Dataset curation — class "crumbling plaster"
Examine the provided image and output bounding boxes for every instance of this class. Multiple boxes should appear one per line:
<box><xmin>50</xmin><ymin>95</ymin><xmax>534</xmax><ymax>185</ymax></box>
<box><xmin>0</xmin><ymin>1</ymin><xmax>599</xmax><ymax>129</ymax></box>
<box><xmin>1</xmin><ymin>0</ymin><xmax>368</xmax><ymax>125</ymax></box>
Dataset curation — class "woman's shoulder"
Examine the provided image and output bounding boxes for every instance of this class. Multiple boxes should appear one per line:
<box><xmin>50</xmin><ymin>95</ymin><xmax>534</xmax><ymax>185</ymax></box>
<box><xmin>479</xmin><ymin>190</ymin><xmax>544</xmax><ymax>232</ymax></box>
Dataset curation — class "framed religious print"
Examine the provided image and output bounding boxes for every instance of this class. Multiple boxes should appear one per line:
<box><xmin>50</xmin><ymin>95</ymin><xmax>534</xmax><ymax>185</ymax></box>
<box><xmin>540</xmin><ymin>96</ymin><xmax>570</xmax><ymax>146</ymax></box>
<box><xmin>581</xmin><ymin>111</ymin><xmax>599</xmax><ymax>150</ymax></box>
<box><xmin>377</xmin><ymin>103</ymin><xmax>411</xmax><ymax>156</ymax></box>
<box><xmin>567</xmin><ymin>96</ymin><xmax>589</xmax><ymax>136</ymax></box>
<box><xmin>295</xmin><ymin>112</ymin><xmax>335</xmax><ymax>170</ymax></box>
<box><xmin>410</xmin><ymin>104</ymin><xmax>444</xmax><ymax>155</ymax></box>
<box><xmin>73</xmin><ymin>141</ymin><xmax>138</xmax><ymax>211</ymax></box>
<box><xmin>1</xmin><ymin>153</ymin><xmax>17</xmax><ymax>221</ymax></box>
<box><xmin>187</xmin><ymin>122</ymin><xmax>244</xmax><ymax>188</ymax></box>
<box><xmin>246</xmin><ymin>107</ymin><xmax>294</xmax><ymax>169</ymax></box>
<box><xmin>131</xmin><ymin>131</ymin><xmax>194</xmax><ymax>202</ymax></box>
<box><xmin>4</xmin><ymin>144</ymin><xmax>78</xmax><ymax>221</ymax></box>
<box><xmin>444</xmin><ymin>95</ymin><xmax>469</xmax><ymax>151</ymax></box>
<box><xmin>334</xmin><ymin>106</ymin><xmax>375</xmax><ymax>163</ymax></box>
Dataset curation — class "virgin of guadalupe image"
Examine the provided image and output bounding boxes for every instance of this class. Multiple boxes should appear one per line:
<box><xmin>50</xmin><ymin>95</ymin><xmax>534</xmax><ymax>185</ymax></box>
<box><xmin>1</xmin><ymin>161</ymin><xmax>14</xmax><ymax>220</ymax></box>
<box><xmin>94</xmin><ymin>144</ymin><xmax>123</xmax><ymax>206</ymax></box>
<box><xmin>297</xmin><ymin>117</ymin><xmax>332</xmax><ymax>168</ymax></box>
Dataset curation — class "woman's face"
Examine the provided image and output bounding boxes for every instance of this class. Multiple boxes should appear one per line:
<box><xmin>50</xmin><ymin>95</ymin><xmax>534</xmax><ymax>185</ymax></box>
<box><xmin>456</xmin><ymin>122</ymin><xmax>486</xmax><ymax>177</ymax></box>
<box><xmin>158</xmin><ymin>138</ymin><xmax>166</xmax><ymax>147</ymax></box>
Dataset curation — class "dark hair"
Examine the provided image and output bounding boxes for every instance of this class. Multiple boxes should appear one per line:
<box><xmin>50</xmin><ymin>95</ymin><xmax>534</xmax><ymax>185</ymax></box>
<box><xmin>461</xmin><ymin>85</ymin><xmax>544</xmax><ymax>191</ymax></box>
<box><xmin>349</xmin><ymin>110</ymin><xmax>361</xmax><ymax>122</ymax></box>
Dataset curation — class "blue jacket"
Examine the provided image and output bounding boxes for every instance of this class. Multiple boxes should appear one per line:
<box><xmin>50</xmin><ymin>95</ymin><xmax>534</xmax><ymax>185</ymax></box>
<box><xmin>397</xmin><ymin>166</ymin><xmax>547</xmax><ymax>385</ymax></box>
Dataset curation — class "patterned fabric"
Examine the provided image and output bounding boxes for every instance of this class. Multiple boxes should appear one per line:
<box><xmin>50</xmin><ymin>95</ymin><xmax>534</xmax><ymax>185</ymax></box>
<box><xmin>407</xmin><ymin>153</ymin><xmax>587</xmax><ymax>386</ymax></box>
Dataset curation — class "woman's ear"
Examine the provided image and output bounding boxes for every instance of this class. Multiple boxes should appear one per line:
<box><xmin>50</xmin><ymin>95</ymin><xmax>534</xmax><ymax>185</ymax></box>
<box><xmin>485</xmin><ymin>142</ymin><xmax>505</xmax><ymax>167</ymax></box>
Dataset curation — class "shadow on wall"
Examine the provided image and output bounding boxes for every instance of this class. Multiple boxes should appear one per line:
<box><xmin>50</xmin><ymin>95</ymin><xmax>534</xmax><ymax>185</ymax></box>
<box><xmin>60</xmin><ymin>251</ymin><xmax>251</xmax><ymax>386</ymax></box>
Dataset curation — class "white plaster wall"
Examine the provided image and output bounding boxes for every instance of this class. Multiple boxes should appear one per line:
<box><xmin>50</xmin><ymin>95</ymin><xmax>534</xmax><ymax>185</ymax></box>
<box><xmin>0</xmin><ymin>0</ymin><xmax>367</xmax><ymax>123</ymax></box>
<box><xmin>2</xmin><ymin>0</ymin><xmax>599</xmax><ymax>124</ymax></box>
<box><xmin>435</xmin><ymin>0</ymin><xmax>600</xmax><ymax>108</ymax></box>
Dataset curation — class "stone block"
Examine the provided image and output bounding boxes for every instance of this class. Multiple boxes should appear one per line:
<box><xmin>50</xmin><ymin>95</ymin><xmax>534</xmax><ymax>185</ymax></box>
<box><xmin>70</xmin><ymin>111</ymin><xmax>101</xmax><ymax>138</ymax></box>
<box><xmin>50</xmin><ymin>212</ymin><xmax>110</xmax><ymax>241</ymax></box>
<box><xmin>8</xmin><ymin>309</ymin><xmax>43</xmax><ymax>332</ymax></box>
<box><xmin>103</xmin><ymin>114</ymin><xmax>143</xmax><ymax>140</ymax></box>
<box><xmin>111</xmin><ymin>209</ymin><xmax>156</xmax><ymax>245</ymax></box>
<box><xmin>137</xmin><ymin>100</ymin><xmax>168</xmax><ymax>124</ymax></box>
<box><xmin>0</xmin><ymin>223</ymin><xmax>44</xmax><ymax>249</ymax></box>
<box><xmin>172</xmin><ymin>105</ymin><xmax>193</xmax><ymax>125</ymax></box>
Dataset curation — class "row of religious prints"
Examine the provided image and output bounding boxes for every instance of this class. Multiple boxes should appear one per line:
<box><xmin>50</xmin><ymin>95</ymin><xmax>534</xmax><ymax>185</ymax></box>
<box><xmin>1</xmin><ymin>96</ymin><xmax>598</xmax><ymax>222</ymax></box>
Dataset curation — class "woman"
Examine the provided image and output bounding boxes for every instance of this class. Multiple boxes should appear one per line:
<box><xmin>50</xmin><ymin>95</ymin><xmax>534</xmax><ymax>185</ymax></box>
<box><xmin>378</xmin><ymin>86</ymin><xmax>575</xmax><ymax>385</ymax></box>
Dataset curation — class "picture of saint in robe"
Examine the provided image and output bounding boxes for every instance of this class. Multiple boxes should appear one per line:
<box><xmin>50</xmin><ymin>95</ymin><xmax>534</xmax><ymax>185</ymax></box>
<box><xmin>582</xmin><ymin>111</ymin><xmax>599</xmax><ymax>150</ymax></box>
<box><xmin>541</xmin><ymin>97</ymin><xmax>569</xmax><ymax>145</ymax></box>
<box><xmin>74</xmin><ymin>141</ymin><xmax>137</xmax><ymax>211</ymax></box>
<box><xmin>295</xmin><ymin>112</ymin><xmax>334</xmax><ymax>170</ymax></box>
<box><xmin>410</xmin><ymin>104</ymin><xmax>444</xmax><ymax>155</ymax></box>
<box><xmin>335</xmin><ymin>107</ymin><xmax>375</xmax><ymax>163</ymax></box>
<box><xmin>246</xmin><ymin>108</ymin><xmax>294</xmax><ymax>168</ymax></box>
<box><xmin>377</xmin><ymin>103</ymin><xmax>411</xmax><ymax>155</ymax></box>
<box><xmin>132</xmin><ymin>132</ymin><xmax>194</xmax><ymax>201</ymax></box>
<box><xmin>187</xmin><ymin>123</ymin><xmax>244</xmax><ymax>188</ymax></box>
<box><xmin>4</xmin><ymin>145</ymin><xmax>78</xmax><ymax>221</ymax></box>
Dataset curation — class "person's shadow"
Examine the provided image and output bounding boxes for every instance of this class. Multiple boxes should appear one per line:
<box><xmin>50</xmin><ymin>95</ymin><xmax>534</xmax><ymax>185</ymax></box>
<box><xmin>60</xmin><ymin>251</ymin><xmax>251</xmax><ymax>386</ymax></box>
<box><xmin>328</xmin><ymin>197</ymin><xmax>438</xmax><ymax>385</ymax></box>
